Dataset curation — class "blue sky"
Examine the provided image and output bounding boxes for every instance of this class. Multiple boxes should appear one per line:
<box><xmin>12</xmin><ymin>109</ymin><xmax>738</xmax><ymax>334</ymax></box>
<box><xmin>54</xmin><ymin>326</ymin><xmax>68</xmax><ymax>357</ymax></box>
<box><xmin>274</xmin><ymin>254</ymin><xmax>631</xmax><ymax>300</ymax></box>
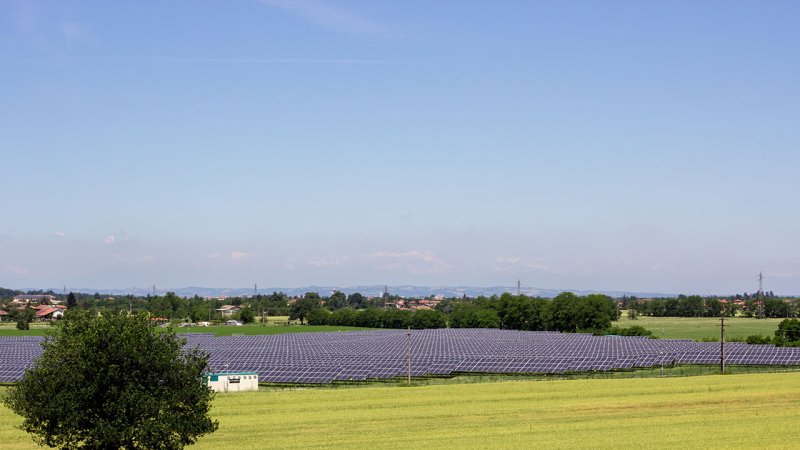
<box><xmin>1</xmin><ymin>0</ymin><xmax>799</xmax><ymax>294</ymax></box>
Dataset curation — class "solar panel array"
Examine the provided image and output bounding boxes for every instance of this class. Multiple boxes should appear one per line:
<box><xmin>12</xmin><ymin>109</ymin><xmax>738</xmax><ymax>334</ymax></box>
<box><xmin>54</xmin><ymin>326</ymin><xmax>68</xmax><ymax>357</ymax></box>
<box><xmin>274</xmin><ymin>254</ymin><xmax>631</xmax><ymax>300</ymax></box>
<box><xmin>0</xmin><ymin>337</ymin><xmax>42</xmax><ymax>382</ymax></box>
<box><xmin>1</xmin><ymin>329</ymin><xmax>799</xmax><ymax>383</ymax></box>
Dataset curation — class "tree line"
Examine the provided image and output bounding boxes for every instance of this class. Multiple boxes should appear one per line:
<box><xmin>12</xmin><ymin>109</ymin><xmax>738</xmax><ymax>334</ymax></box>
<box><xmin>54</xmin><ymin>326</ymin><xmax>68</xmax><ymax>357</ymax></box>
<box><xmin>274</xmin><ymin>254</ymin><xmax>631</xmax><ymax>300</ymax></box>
<box><xmin>627</xmin><ymin>295</ymin><xmax>798</xmax><ymax>319</ymax></box>
<box><xmin>306</xmin><ymin>292</ymin><xmax>621</xmax><ymax>333</ymax></box>
<box><xmin>4</xmin><ymin>287</ymin><xmax>797</xmax><ymax>326</ymax></box>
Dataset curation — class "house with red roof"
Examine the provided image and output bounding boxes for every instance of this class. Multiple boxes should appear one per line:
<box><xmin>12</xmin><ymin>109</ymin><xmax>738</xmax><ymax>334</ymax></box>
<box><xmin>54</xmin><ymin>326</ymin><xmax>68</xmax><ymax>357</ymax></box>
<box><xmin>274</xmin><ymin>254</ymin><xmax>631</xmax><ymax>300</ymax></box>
<box><xmin>36</xmin><ymin>306</ymin><xmax>64</xmax><ymax>321</ymax></box>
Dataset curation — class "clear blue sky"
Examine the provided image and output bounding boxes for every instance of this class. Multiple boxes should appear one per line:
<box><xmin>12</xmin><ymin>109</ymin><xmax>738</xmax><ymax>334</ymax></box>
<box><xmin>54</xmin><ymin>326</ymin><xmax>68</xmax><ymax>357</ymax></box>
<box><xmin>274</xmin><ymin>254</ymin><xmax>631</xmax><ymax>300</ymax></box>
<box><xmin>2</xmin><ymin>0</ymin><xmax>799</xmax><ymax>294</ymax></box>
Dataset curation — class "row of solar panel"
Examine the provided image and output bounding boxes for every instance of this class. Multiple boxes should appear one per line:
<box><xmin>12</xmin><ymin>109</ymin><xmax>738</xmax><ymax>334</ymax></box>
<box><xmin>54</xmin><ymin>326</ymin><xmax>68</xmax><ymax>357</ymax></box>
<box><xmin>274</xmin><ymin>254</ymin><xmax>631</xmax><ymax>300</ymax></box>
<box><xmin>3</xmin><ymin>330</ymin><xmax>800</xmax><ymax>384</ymax></box>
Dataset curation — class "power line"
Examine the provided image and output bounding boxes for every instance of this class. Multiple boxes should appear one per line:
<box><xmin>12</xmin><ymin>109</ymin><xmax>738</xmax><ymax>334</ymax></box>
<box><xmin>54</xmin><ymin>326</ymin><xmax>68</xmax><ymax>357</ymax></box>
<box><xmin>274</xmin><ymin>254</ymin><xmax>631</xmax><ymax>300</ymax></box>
<box><xmin>720</xmin><ymin>316</ymin><xmax>726</xmax><ymax>374</ymax></box>
<box><xmin>406</xmin><ymin>327</ymin><xmax>412</xmax><ymax>386</ymax></box>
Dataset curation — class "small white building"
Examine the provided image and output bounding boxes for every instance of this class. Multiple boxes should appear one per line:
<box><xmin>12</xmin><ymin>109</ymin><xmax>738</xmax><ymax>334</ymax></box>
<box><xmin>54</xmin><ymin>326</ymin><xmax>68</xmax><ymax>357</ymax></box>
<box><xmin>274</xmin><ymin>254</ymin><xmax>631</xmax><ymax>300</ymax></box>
<box><xmin>215</xmin><ymin>305</ymin><xmax>241</xmax><ymax>317</ymax></box>
<box><xmin>13</xmin><ymin>294</ymin><xmax>57</xmax><ymax>305</ymax></box>
<box><xmin>205</xmin><ymin>371</ymin><xmax>258</xmax><ymax>392</ymax></box>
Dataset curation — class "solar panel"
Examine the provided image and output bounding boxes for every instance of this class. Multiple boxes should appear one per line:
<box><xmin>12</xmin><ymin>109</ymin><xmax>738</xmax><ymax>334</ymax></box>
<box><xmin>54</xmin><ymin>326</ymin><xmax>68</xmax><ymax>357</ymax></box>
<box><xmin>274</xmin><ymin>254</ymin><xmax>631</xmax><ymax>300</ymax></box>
<box><xmin>1</xmin><ymin>329</ymin><xmax>799</xmax><ymax>384</ymax></box>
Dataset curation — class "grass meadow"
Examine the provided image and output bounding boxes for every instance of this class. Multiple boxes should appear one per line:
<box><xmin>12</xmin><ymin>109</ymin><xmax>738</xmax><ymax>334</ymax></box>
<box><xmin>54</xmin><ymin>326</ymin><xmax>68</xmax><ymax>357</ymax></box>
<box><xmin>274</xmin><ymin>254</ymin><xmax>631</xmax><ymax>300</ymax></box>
<box><xmin>2</xmin><ymin>372</ymin><xmax>800</xmax><ymax>449</ymax></box>
<box><xmin>0</xmin><ymin>321</ymin><xmax>368</xmax><ymax>337</ymax></box>
<box><xmin>613</xmin><ymin>315</ymin><xmax>783</xmax><ymax>341</ymax></box>
<box><xmin>1</xmin><ymin>315</ymin><xmax>785</xmax><ymax>340</ymax></box>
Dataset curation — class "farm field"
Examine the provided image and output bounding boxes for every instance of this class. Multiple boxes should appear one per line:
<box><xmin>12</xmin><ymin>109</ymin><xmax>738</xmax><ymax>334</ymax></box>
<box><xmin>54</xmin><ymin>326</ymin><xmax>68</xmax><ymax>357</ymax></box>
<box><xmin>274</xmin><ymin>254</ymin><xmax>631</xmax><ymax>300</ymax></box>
<box><xmin>0</xmin><ymin>322</ymin><xmax>369</xmax><ymax>337</ymax></box>
<box><xmin>2</xmin><ymin>372</ymin><xmax>800</xmax><ymax>449</ymax></box>
<box><xmin>176</xmin><ymin>324</ymin><xmax>371</xmax><ymax>336</ymax></box>
<box><xmin>613</xmin><ymin>315</ymin><xmax>783</xmax><ymax>341</ymax></box>
<box><xmin>0</xmin><ymin>324</ymin><xmax>50</xmax><ymax>336</ymax></box>
<box><xmin>0</xmin><ymin>316</ymin><xmax>785</xmax><ymax>340</ymax></box>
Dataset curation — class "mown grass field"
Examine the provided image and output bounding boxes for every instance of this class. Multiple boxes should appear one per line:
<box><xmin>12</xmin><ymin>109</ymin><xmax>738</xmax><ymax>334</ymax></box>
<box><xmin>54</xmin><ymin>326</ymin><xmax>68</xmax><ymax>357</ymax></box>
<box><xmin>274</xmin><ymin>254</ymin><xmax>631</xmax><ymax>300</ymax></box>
<box><xmin>0</xmin><ymin>323</ymin><xmax>52</xmax><ymax>336</ymax></box>
<box><xmin>0</xmin><ymin>322</ymin><xmax>368</xmax><ymax>337</ymax></box>
<box><xmin>176</xmin><ymin>324</ymin><xmax>370</xmax><ymax>336</ymax></box>
<box><xmin>612</xmin><ymin>315</ymin><xmax>783</xmax><ymax>341</ymax></box>
<box><xmin>2</xmin><ymin>372</ymin><xmax>799</xmax><ymax>449</ymax></box>
<box><xmin>0</xmin><ymin>315</ymin><xmax>785</xmax><ymax>340</ymax></box>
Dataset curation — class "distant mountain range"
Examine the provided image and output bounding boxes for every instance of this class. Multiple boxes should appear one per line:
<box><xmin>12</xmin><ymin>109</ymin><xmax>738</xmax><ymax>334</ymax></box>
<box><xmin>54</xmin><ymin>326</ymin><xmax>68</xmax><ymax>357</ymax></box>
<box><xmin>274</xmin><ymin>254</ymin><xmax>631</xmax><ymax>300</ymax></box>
<box><xmin>33</xmin><ymin>285</ymin><xmax>677</xmax><ymax>299</ymax></box>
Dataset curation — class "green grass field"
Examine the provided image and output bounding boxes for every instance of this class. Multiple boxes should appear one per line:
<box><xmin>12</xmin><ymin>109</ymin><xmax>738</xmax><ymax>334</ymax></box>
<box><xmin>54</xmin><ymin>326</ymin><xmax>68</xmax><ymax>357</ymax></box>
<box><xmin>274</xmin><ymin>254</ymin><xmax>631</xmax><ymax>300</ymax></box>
<box><xmin>0</xmin><ymin>315</ymin><xmax>785</xmax><ymax>340</ymax></box>
<box><xmin>2</xmin><ymin>372</ymin><xmax>799</xmax><ymax>449</ymax></box>
<box><xmin>0</xmin><ymin>322</ymin><xmax>369</xmax><ymax>337</ymax></box>
<box><xmin>177</xmin><ymin>324</ymin><xmax>371</xmax><ymax>336</ymax></box>
<box><xmin>613</xmin><ymin>315</ymin><xmax>783</xmax><ymax>341</ymax></box>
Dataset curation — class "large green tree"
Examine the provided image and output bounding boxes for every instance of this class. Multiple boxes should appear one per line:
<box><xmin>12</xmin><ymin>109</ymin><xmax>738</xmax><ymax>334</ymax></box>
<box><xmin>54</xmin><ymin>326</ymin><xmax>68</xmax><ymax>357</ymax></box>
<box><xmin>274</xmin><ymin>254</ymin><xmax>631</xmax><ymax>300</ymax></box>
<box><xmin>239</xmin><ymin>306</ymin><xmax>255</xmax><ymax>324</ymax></box>
<box><xmin>548</xmin><ymin>292</ymin><xmax>616</xmax><ymax>332</ymax></box>
<box><xmin>290</xmin><ymin>293</ymin><xmax>321</xmax><ymax>325</ymax></box>
<box><xmin>66</xmin><ymin>292</ymin><xmax>77</xmax><ymax>309</ymax></box>
<box><xmin>327</xmin><ymin>291</ymin><xmax>348</xmax><ymax>310</ymax></box>
<box><xmin>346</xmin><ymin>292</ymin><xmax>366</xmax><ymax>309</ymax></box>
<box><xmin>776</xmin><ymin>318</ymin><xmax>800</xmax><ymax>343</ymax></box>
<box><xmin>4</xmin><ymin>310</ymin><xmax>218</xmax><ymax>449</ymax></box>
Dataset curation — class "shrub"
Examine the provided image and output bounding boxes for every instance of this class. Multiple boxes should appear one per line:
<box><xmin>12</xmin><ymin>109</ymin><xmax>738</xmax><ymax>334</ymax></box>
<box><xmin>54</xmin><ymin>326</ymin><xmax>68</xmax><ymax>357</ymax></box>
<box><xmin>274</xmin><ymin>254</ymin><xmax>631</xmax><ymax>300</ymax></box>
<box><xmin>604</xmin><ymin>325</ymin><xmax>654</xmax><ymax>337</ymax></box>
<box><xmin>745</xmin><ymin>334</ymin><xmax>772</xmax><ymax>345</ymax></box>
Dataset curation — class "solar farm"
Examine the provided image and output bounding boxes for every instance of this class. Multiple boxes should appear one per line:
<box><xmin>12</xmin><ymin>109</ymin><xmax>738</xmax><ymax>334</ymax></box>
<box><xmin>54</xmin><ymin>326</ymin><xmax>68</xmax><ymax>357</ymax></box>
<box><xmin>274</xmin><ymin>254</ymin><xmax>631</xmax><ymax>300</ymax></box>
<box><xmin>2</xmin><ymin>329</ymin><xmax>800</xmax><ymax>383</ymax></box>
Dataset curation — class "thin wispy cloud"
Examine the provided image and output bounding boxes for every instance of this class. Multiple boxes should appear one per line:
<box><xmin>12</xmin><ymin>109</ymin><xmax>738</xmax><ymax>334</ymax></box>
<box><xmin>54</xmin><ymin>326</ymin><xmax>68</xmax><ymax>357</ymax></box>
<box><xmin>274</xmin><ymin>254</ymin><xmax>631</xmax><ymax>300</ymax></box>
<box><xmin>492</xmin><ymin>256</ymin><xmax>553</xmax><ymax>274</ymax></box>
<box><xmin>229</xmin><ymin>251</ymin><xmax>251</xmax><ymax>262</ymax></box>
<box><xmin>3</xmin><ymin>264</ymin><xmax>30</xmax><ymax>276</ymax></box>
<box><xmin>51</xmin><ymin>231</ymin><xmax>75</xmax><ymax>241</ymax></box>
<box><xmin>104</xmin><ymin>234</ymin><xmax>130</xmax><ymax>245</ymax></box>
<box><xmin>303</xmin><ymin>250</ymin><xmax>450</xmax><ymax>275</ymax></box>
<box><xmin>166</xmin><ymin>57</ymin><xmax>397</xmax><ymax>65</ymax></box>
<box><xmin>4</xmin><ymin>57</ymin><xmax>398</xmax><ymax>65</ymax></box>
<box><xmin>207</xmin><ymin>251</ymin><xmax>254</xmax><ymax>264</ymax></box>
<box><xmin>261</xmin><ymin>0</ymin><xmax>382</xmax><ymax>35</ymax></box>
<box><xmin>307</xmin><ymin>255</ymin><xmax>352</xmax><ymax>267</ymax></box>
<box><xmin>366</xmin><ymin>250</ymin><xmax>450</xmax><ymax>274</ymax></box>
<box><xmin>7</xmin><ymin>2</ymin><xmax>97</xmax><ymax>55</ymax></box>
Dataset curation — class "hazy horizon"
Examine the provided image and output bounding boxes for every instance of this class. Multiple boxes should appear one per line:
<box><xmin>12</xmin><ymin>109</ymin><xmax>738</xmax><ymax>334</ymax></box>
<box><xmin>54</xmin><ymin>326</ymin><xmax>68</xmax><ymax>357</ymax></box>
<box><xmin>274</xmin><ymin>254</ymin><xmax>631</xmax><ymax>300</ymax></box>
<box><xmin>2</xmin><ymin>1</ymin><xmax>799</xmax><ymax>294</ymax></box>
<box><xmin>4</xmin><ymin>282</ymin><xmax>785</xmax><ymax>299</ymax></box>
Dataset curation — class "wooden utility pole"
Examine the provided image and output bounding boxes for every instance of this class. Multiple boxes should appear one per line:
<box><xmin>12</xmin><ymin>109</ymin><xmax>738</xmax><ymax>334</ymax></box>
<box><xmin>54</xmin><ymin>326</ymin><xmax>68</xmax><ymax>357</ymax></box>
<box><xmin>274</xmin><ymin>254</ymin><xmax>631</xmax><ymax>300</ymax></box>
<box><xmin>406</xmin><ymin>327</ymin><xmax>412</xmax><ymax>386</ymax></box>
<box><xmin>720</xmin><ymin>316</ymin><xmax>726</xmax><ymax>373</ymax></box>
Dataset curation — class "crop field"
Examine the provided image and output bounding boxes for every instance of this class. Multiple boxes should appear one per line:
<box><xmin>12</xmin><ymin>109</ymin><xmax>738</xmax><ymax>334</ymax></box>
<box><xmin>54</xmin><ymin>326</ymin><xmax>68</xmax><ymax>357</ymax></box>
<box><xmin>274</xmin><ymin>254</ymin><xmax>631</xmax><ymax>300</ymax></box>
<box><xmin>2</xmin><ymin>372</ymin><xmax>799</xmax><ymax>449</ymax></box>
<box><xmin>613</xmin><ymin>315</ymin><xmax>783</xmax><ymax>341</ymax></box>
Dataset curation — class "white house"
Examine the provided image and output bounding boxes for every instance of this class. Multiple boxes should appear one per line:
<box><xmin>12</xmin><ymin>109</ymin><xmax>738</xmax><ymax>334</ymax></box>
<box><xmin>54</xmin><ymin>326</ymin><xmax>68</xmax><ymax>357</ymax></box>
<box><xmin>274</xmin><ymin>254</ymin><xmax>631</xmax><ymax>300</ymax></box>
<box><xmin>205</xmin><ymin>372</ymin><xmax>258</xmax><ymax>392</ymax></box>
<box><xmin>35</xmin><ymin>306</ymin><xmax>65</xmax><ymax>321</ymax></box>
<box><xmin>13</xmin><ymin>294</ymin><xmax>57</xmax><ymax>305</ymax></box>
<box><xmin>215</xmin><ymin>305</ymin><xmax>241</xmax><ymax>317</ymax></box>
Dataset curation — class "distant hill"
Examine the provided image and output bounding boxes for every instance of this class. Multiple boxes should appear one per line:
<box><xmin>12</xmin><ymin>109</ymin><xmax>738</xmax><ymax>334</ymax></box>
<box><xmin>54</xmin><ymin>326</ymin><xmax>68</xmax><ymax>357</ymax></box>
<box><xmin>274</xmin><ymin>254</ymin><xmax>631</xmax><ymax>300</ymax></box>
<box><xmin>27</xmin><ymin>285</ymin><xmax>677</xmax><ymax>299</ymax></box>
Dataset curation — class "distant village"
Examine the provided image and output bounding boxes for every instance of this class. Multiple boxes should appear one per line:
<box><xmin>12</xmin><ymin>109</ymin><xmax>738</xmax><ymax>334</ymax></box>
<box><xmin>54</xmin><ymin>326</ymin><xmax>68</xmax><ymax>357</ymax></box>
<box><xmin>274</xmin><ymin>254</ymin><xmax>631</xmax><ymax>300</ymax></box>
<box><xmin>1</xmin><ymin>286</ymin><xmax>796</xmax><ymax>327</ymax></box>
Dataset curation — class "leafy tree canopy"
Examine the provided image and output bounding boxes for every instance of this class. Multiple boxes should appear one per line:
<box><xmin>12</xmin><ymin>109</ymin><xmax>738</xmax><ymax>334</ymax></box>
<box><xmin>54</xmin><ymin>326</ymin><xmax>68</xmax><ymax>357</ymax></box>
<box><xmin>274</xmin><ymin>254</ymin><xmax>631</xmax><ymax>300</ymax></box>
<box><xmin>4</xmin><ymin>310</ymin><xmax>218</xmax><ymax>449</ymax></box>
<box><xmin>239</xmin><ymin>307</ymin><xmax>255</xmax><ymax>324</ymax></box>
<box><xmin>290</xmin><ymin>297</ymin><xmax>320</xmax><ymax>325</ymax></box>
